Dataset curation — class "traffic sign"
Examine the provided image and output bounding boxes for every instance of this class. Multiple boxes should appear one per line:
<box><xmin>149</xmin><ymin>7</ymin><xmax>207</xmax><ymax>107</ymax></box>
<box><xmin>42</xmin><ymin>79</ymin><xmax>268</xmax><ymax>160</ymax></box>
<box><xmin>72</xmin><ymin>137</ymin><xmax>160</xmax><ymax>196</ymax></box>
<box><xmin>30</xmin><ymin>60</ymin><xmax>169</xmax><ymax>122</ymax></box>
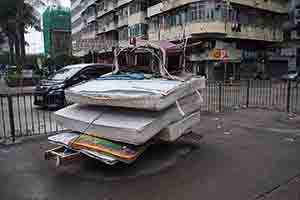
<box><xmin>223</xmin><ymin>52</ymin><xmax>229</xmax><ymax>64</ymax></box>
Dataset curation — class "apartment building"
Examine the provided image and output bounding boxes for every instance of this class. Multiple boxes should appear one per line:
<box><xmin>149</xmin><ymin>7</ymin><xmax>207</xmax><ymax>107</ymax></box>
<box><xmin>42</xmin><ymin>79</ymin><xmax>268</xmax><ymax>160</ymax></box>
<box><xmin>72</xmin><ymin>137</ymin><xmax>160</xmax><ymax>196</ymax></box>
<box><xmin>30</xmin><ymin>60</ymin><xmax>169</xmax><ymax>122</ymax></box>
<box><xmin>266</xmin><ymin>0</ymin><xmax>300</xmax><ymax>75</ymax></box>
<box><xmin>71</xmin><ymin>0</ymin><xmax>291</xmax><ymax>80</ymax></box>
<box><xmin>147</xmin><ymin>0</ymin><xmax>289</xmax><ymax>80</ymax></box>
<box><xmin>71</xmin><ymin>0</ymin><xmax>148</xmax><ymax>63</ymax></box>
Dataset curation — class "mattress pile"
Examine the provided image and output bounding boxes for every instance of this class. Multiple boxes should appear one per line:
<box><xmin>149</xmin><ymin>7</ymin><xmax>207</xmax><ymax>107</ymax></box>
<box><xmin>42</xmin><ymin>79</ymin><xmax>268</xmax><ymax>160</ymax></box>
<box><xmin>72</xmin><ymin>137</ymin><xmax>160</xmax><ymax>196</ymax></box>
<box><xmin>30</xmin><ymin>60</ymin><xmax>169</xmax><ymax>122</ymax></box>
<box><xmin>49</xmin><ymin>75</ymin><xmax>205</xmax><ymax>165</ymax></box>
<box><xmin>65</xmin><ymin>77</ymin><xmax>205</xmax><ymax>111</ymax></box>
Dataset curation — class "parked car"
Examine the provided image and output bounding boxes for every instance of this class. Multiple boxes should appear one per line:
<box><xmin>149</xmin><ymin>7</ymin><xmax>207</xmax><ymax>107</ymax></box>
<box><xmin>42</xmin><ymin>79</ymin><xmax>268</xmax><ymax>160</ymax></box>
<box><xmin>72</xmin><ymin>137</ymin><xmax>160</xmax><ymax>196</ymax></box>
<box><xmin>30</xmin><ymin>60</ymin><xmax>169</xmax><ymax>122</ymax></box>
<box><xmin>34</xmin><ymin>63</ymin><xmax>112</xmax><ymax>109</ymax></box>
<box><xmin>280</xmin><ymin>70</ymin><xmax>299</xmax><ymax>81</ymax></box>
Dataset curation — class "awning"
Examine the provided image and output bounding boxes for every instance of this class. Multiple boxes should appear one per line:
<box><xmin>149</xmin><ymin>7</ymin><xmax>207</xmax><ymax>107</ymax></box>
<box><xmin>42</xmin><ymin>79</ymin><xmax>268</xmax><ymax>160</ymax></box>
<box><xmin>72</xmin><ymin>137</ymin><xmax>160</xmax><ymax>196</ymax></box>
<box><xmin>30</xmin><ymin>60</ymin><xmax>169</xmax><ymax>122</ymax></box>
<box><xmin>135</xmin><ymin>40</ymin><xmax>181</xmax><ymax>53</ymax></box>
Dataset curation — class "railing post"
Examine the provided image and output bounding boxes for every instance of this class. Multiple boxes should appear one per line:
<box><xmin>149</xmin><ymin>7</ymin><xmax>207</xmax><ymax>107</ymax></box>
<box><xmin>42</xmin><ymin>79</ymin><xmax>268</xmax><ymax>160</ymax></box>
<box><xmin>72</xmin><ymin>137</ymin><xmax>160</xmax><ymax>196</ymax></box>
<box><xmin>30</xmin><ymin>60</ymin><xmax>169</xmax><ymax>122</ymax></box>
<box><xmin>7</xmin><ymin>95</ymin><xmax>15</xmax><ymax>142</ymax></box>
<box><xmin>218</xmin><ymin>82</ymin><xmax>222</xmax><ymax>112</ymax></box>
<box><xmin>246</xmin><ymin>80</ymin><xmax>250</xmax><ymax>108</ymax></box>
<box><xmin>286</xmin><ymin>80</ymin><xmax>291</xmax><ymax>113</ymax></box>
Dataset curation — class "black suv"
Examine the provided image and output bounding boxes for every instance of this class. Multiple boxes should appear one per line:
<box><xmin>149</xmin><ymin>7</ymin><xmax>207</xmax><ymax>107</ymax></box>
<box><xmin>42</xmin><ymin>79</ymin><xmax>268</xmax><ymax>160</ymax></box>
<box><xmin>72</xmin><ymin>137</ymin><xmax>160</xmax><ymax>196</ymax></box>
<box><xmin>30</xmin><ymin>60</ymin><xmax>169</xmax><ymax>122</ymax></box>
<box><xmin>34</xmin><ymin>63</ymin><xmax>112</xmax><ymax>109</ymax></box>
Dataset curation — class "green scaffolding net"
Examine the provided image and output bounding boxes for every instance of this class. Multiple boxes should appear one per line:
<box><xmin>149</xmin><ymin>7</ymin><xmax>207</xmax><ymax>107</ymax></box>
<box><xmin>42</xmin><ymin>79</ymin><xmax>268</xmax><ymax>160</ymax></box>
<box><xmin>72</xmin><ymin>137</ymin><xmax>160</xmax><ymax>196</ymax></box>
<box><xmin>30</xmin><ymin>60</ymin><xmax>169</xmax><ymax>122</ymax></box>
<box><xmin>43</xmin><ymin>6</ymin><xmax>71</xmax><ymax>56</ymax></box>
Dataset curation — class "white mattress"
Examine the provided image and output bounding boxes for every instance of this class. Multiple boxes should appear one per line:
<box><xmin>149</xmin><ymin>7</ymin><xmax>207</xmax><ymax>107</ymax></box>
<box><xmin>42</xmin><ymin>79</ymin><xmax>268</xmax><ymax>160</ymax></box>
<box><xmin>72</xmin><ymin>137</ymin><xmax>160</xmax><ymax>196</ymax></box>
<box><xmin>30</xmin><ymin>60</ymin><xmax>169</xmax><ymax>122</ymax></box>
<box><xmin>55</xmin><ymin>93</ymin><xmax>202</xmax><ymax>145</ymax></box>
<box><xmin>65</xmin><ymin>77</ymin><xmax>205</xmax><ymax>111</ymax></box>
<box><xmin>158</xmin><ymin>110</ymin><xmax>200</xmax><ymax>142</ymax></box>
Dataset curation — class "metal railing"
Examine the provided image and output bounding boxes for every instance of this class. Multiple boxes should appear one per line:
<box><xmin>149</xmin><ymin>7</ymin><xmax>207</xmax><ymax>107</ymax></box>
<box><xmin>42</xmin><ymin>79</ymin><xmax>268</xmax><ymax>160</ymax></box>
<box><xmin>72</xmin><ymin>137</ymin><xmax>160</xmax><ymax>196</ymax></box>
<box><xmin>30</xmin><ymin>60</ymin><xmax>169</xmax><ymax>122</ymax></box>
<box><xmin>0</xmin><ymin>92</ymin><xmax>65</xmax><ymax>142</ymax></box>
<box><xmin>0</xmin><ymin>80</ymin><xmax>299</xmax><ymax>143</ymax></box>
<box><xmin>201</xmin><ymin>80</ymin><xmax>300</xmax><ymax>113</ymax></box>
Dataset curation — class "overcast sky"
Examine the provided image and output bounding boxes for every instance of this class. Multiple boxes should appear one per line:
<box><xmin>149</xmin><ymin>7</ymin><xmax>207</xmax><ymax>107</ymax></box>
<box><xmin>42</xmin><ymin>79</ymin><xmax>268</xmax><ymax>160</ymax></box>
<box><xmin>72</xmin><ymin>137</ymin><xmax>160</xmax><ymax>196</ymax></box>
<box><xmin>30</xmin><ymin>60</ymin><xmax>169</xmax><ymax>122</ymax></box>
<box><xmin>25</xmin><ymin>0</ymin><xmax>71</xmax><ymax>54</ymax></box>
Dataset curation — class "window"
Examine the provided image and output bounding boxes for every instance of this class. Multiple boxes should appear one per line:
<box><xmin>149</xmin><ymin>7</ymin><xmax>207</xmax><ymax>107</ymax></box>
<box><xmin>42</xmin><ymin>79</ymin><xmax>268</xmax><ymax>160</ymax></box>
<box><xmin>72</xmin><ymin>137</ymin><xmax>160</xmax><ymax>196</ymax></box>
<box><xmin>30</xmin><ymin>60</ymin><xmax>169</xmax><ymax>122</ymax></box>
<box><xmin>151</xmin><ymin>16</ymin><xmax>159</xmax><ymax>31</ymax></box>
<box><xmin>129</xmin><ymin>24</ymin><xmax>147</xmax><ymax>37</ymax></box>
<box><xmin>283</xmin><ymin>31</ymin><xmax>291</xmax><ymax>41</ymax></box>
<box><xmin>129</xmin><ymin>2</ymin><xmax>146</xmax><ymax>15</ymax></box>
<box><xmin>119</xmin><ymin>27</ymin><xmax>128</xmax><ymax>41</ymax></box>
<box><xmin>191</xmin><ymin>5</ymin><xmax>197</xmax><ymax>21</ymax></box>
<box><xmin>97</xmin><ymin>1</ymin><xmax>104</xmax><ymax>11</ymax></box>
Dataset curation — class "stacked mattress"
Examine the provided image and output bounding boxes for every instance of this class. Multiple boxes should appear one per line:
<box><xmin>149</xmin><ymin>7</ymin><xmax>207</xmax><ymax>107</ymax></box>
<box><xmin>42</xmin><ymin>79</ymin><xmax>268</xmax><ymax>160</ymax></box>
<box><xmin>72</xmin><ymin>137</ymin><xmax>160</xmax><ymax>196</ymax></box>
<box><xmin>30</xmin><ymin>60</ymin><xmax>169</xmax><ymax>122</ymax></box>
<box><xmin>65</xmin><ymin>77</ymin><xmax>205</xmax><ymax>111</ymax></box>
<box><xmin>50</xmin><ymin>75</ymin><xmax>205</xmax><ymax>164</ymax></box>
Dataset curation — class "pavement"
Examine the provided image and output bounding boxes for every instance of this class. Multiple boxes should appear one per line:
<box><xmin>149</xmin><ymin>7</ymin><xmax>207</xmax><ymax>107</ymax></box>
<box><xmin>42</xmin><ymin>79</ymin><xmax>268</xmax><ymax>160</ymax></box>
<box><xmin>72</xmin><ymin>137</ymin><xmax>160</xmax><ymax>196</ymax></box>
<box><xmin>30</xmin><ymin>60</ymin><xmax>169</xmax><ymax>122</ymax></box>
<box><xmin>1</xmin><ymin>109</ymin><xmax>300</xmax><ymax>200</ymax></box>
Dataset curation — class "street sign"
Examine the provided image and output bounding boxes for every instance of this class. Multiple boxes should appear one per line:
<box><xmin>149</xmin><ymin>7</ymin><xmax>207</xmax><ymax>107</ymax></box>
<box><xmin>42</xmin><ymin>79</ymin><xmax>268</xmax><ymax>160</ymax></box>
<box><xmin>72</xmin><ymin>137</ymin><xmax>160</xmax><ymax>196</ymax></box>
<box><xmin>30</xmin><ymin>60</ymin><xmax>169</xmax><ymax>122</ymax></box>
<box><xmin>212</xmin><ymin>49</ymin><xmax>222</xmax><ymax>59</ymax></box>
<box><xmin>223</xmin><ymin>52</ymin><xmax>229</xmax><ymax>64</ymax></box>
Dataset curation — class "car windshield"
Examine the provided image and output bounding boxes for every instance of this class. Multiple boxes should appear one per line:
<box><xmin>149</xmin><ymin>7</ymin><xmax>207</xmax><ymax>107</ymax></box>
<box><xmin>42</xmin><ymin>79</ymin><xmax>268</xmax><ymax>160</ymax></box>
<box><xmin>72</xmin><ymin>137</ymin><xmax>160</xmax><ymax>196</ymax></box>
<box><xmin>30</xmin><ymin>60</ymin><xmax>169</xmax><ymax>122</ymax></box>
<box><xmin>48</xmin><ymin>67</ymin><xmax>83</xmax><ymax>80</ymax></box>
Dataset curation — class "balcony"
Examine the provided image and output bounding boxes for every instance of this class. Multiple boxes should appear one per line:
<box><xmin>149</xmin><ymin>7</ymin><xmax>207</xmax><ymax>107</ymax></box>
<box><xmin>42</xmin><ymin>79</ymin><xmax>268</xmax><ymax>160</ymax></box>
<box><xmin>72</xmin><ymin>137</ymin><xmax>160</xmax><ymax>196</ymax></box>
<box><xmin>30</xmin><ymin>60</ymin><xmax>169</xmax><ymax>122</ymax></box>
<box><xmin>72</xmin><ymin>22</ymin><xmax>85</xmax><ymax>35</ymax></box>
<box><xmin>148</xmin><ymin>0</ymin><xmax>193</xmax><ymax>17</ymax></box>
<box><xmin>82</xmin><ymin>0</ymin><xmax>96</xmax><ymax>12</ymax></box>
<box><xmin>229</xmin><ymin>0</ymin><xmax>288</xmax><ymax>14</ymax></box>
<box><xmin>147</xmin><ymin>0</ymin><xmax>288</xmax><ymax>18</ymax></box>
<box><xmin>128</xmin><ymin>12</ymin><xmax>147</xmax><ymax>26</ymax></box>
<box><xmin>71</xmin><ymin>9</ymin><xmax>82</xmax><ymax>23</ymax></box>
<box><xmin>117</xmin><ymin>0</ymin><xmax>132</xmax><ymax>8</ymax></box>
<box><xmin>148</xmin><ymin>21</ymin><xmax>226</xmax><ymax>41</ymax></box>
<box><xmin>225</xmin><ymin>23</ymin><xmax>284</xmax><ymax>42</ymax></box>
<box><xmin>118</xmin><ymin>17</ymin><xmax>128</xmax><ymax>27</ymax></box>
<box><xmin>97</xmin><ymin>3</ymin><xmax>115</xmax><ymax>18</ymax></box>
<box><xmin>81</xmin><ymin>30</ymin><xmax>97</xmax><ymax>39</ymax></box>
<box><xmin>71</xmin><ymin>0</ymin><xmax>82</xmax><ymax>10</ymax></box>
<box><xmin>97</xmin><ymin>23</ymin><xmax>117</xmax><ymax>35</ymax></box>
<box><xmin>86</xmin><ymin>14</ymin><xmax>96</xmax><ymax>24</ymax></box>
<box><xmin>148</xmin><ymin>20</ymin><xmax>284</xmax><ymax>42</ymax></box>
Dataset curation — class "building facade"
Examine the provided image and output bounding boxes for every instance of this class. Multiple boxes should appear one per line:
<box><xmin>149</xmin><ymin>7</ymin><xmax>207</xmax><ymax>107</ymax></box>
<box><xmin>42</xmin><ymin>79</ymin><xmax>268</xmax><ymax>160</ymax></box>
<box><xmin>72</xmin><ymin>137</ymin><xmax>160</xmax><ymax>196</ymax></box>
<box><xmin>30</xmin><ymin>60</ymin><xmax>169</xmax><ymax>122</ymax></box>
<box><xmin>71</xmin><ymin>0</ymin><xmax>292</xmax><ymax>80</ymax></box>
<box><xmin>43</xmin><ymin>6</ymin><xmax>72</xmax><ymax>57</ymax></box>
<box><xmin>266</xmin><ymin>0</ymin><xmax>300</xmax><ymax>76</ymax></box>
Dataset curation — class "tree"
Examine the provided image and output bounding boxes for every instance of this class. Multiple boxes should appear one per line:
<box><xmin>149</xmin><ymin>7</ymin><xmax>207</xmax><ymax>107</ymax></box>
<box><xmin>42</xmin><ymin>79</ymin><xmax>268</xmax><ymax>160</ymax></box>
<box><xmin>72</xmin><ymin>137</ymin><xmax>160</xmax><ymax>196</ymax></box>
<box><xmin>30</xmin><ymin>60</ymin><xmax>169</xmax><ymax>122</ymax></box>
<box><xmin>19</xmin><ymin>2</ymin><xmax>41</xmax><ymax>65</ymax></box>
<box><xmin>0</xmin><ymin>0</ymin><xmax>41</xmax><ymax>66</ymax></box>
<box><xmin>0</xmin><ymin>0</ymin><xmax>61</xmax><ymax>67</ymax></box>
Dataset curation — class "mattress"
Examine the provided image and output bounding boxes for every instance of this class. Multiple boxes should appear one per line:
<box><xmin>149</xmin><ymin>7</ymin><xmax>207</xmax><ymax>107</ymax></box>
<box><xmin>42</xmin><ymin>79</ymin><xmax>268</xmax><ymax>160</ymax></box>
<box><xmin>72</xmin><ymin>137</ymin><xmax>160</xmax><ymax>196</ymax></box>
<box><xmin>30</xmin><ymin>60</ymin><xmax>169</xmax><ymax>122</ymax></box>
<box><xmin>55</xmin><ymin>92</ymin><xmax>202</xmax><ymax>145</ymax></box>
<box><xmin>65</xmin><ymin>77</ymin><xmax>205</xmax><ymax>111</ymax></box>
<box><xmin>158</xmin><ymin>110</ymin><xmax>200</xmax><ymax>142</ymax></box>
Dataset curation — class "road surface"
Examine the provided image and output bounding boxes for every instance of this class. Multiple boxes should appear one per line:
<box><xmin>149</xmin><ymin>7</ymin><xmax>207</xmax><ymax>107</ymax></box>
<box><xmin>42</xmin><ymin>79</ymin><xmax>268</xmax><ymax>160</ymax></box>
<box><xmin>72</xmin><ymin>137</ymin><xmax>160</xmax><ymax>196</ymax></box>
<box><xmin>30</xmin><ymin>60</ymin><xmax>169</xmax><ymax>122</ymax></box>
<box><xmin>0</xmin><ymin>109</ymin><xmax>300</xmax><ymax>200</ymax></box>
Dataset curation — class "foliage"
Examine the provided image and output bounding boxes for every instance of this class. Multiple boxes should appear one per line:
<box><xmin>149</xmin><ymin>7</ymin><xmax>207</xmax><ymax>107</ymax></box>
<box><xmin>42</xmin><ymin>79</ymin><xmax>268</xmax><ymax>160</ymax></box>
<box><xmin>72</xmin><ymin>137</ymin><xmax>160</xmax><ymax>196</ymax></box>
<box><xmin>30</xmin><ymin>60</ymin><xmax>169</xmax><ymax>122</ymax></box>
<box><xmin>4</xmin><ymin>68</ymin><xmax>21</xmax><ymax>82</ymax></box>
<box><xmin>0</xmin><ymin>0</ymin><xmax>41</xmax><ymax>69</ymax></box>
<box><xmin>44</xmin><ymin>54</ymin><xmax>82</xmax><ymax>69</ymax></box>
<box><xmin>0</xmin><ymin>53</ymin><xmax>11</xmax><ymax>64</ymax></box>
